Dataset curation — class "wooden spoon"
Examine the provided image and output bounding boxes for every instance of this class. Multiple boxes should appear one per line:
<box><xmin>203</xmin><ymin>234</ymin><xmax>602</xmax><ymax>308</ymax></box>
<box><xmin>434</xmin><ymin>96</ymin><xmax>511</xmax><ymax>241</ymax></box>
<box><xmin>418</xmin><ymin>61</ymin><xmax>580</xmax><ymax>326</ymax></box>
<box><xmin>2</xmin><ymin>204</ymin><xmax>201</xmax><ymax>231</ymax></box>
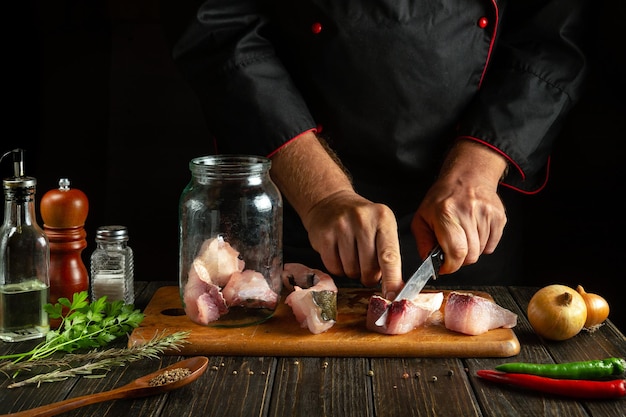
<box><xmin>2</xmin><ymin>356</ymin><xmax>209</xmax><ymax>417</ymax></box>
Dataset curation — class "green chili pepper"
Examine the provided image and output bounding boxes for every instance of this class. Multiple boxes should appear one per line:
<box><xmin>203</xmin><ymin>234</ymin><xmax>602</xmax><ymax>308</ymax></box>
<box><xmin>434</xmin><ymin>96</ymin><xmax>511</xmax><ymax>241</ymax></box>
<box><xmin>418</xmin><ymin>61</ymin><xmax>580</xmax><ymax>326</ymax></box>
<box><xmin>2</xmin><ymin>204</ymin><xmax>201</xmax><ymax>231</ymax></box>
<box><xmin>495</xmin><ymin>357</ymin><xmax>626</xmax><ymax>380</ymax></box>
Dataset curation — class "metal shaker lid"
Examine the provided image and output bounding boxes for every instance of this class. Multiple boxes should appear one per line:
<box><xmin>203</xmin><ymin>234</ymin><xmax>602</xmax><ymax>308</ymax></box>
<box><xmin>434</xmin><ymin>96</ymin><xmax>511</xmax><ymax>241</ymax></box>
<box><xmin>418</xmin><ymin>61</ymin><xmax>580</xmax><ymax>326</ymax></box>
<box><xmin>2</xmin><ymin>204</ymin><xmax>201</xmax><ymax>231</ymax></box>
<box><xmin>95</xmin><ymin>225</ymin><xmax>129</xmax><ymax>242</ymax></box>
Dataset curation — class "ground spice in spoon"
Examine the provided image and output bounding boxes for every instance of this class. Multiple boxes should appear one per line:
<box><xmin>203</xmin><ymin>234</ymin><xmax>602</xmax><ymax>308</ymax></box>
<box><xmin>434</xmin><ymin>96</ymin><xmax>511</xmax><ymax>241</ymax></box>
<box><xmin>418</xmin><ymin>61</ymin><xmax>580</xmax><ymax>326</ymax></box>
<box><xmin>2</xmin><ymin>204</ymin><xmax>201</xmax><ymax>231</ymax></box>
<box><xmin>149</xmin><ymin>367</ymin><xmax>192</xmax><ymax>386</ymax></box>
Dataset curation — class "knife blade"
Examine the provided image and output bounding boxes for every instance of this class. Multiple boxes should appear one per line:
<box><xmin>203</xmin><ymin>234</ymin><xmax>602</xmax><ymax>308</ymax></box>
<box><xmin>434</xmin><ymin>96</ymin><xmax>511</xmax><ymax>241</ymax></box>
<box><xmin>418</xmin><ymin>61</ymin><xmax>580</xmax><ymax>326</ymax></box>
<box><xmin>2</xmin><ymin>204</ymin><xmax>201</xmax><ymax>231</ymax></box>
<box><xmin>374</xmin><ymin>245</ymin><xmax>444</xmax><ymax>327</ymax></box>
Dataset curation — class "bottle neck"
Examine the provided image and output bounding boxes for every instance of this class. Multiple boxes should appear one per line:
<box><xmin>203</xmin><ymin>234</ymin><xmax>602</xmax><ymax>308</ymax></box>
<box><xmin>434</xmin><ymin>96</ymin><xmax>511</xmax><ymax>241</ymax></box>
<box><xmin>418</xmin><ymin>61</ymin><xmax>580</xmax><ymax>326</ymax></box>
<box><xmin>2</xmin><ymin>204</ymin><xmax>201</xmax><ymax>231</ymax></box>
<box><xmin>3</xmin><ymin>186</ymin><xmax>38</xmax><ymax>228</ymax></box>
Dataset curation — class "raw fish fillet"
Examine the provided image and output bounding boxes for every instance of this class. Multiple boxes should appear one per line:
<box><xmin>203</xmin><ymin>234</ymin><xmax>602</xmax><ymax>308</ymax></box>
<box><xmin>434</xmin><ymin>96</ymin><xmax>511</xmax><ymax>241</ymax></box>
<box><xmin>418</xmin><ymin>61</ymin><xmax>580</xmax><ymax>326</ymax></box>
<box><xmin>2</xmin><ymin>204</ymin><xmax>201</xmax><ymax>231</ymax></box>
<box><xmin>222</xmin><ymin>269</ymin><xmax>279</xmax><ymax>309</ymax></box>
<box><xmin>183</xmin><ymin>268</ymin><xmax>228</xmax><ymax>325</ymax></box>
<box><xmin>282</xmin><ymin>263</ymin><xmax>338</xmax><ymax>334</ymax></box>
<box><xmin>182</xmin><ymin>237</ymin><xmax>279</xmax><ymax>325</ymax></box>
<box><xmin>444</xmin><ymin>291</ymin><xmax>517</xmax><ymax>335</ymax></box>
<box><xmin>366</xmin><ymin>292</ymin><xmax>444</xmax><ymax>335</ymax></box>
<box><xmin>193</xmin><ymin>236</ymin><xmax>244</xmax><ymax>286</ymax></box>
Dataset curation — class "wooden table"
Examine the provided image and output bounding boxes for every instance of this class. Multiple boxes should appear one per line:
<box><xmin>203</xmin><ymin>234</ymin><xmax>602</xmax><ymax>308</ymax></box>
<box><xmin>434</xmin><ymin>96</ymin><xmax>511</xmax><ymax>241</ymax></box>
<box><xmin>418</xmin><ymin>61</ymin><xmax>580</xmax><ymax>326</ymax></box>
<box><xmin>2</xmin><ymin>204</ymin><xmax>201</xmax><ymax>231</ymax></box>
<box><xmin>1</xmin><ymin>281</ymin><xmax>624</xmax><ymax>417</ymax></box>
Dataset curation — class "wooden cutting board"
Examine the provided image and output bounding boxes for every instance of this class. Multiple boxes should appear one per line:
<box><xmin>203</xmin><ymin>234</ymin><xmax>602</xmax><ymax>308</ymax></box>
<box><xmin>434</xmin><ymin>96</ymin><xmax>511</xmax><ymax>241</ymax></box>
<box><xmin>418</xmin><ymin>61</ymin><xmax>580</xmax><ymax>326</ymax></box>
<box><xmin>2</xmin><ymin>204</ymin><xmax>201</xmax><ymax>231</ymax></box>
<box><xmin>128</xmin><ymin>286</ymin><xmax>520</xmax><ymax>357</ymax></box>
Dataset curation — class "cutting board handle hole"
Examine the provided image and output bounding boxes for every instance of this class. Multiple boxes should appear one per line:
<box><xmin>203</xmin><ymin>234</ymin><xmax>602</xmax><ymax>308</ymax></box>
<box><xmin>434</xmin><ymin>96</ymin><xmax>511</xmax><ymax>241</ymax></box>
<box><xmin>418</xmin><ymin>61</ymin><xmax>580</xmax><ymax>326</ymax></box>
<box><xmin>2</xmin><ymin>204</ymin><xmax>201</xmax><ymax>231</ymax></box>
<box><xmin>161</xmin><ymin>308</ymin><xmax>186</xmax><ymax>316</ymax></box>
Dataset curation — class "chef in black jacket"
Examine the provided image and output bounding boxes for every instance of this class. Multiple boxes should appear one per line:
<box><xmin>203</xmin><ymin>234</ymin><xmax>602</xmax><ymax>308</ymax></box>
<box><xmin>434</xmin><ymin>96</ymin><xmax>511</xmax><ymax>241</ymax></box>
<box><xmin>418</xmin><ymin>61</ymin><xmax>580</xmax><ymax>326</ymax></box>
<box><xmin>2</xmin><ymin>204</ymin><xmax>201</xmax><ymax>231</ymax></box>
<box><xmin>170</xmin><ymin>0</ymin><xmax>591</xmax><ymax>299</ymax></box>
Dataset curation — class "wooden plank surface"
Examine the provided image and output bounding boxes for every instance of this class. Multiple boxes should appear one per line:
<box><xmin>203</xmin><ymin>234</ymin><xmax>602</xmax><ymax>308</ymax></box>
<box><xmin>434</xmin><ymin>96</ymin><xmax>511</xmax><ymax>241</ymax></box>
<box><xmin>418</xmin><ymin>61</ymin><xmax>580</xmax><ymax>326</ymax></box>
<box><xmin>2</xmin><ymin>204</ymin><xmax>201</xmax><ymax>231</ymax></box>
<box><xmin>3</xmin><ymin>284</ymin><xmax>625</xmax><ymax>417</ymax></box>
<box><xmin>129</xmin><ymin>286</ymin><xmax>520</xmax><ymax>358</ymax></box>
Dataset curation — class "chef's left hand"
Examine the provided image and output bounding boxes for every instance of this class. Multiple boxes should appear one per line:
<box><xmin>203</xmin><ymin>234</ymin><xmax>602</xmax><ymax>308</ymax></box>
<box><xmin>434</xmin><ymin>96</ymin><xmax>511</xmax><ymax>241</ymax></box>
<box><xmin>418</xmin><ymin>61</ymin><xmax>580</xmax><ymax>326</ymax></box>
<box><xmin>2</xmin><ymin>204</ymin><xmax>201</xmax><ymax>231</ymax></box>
<box><xmin>411</xmin><ymin>140</ymin><xmax>509</xmax><ymax>275</ymax></box>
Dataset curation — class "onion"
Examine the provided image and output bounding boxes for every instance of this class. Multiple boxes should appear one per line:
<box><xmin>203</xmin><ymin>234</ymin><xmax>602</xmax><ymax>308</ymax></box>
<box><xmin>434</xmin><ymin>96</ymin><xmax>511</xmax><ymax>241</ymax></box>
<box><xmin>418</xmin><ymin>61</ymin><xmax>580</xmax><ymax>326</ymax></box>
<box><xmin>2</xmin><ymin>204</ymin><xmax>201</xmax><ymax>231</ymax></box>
<box><xmin>527</xmin><ymin>284</ymin><xmax>587</xmax><ymax>341</ymax></box>
<box><xmin>576</xmin><ymin>285</ymin><xmax>610</xmax><ymax>331</ymax></box>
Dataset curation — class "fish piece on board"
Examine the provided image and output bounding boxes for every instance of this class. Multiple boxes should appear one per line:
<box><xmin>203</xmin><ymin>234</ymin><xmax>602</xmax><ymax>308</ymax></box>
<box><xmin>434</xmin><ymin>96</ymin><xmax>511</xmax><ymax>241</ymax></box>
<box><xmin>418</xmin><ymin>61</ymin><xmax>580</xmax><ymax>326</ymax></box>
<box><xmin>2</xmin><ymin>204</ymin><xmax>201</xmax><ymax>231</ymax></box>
<box><xmin>282</xmin><ymin>263</ymin><xmax>338</xmax><ymax>334</ymax></box>
<box><xmin>366</xmin><ymin>292</ymin><xmax>444</xmax><ymax>335</ymax></box>
<box><xmin>444</xmin><ymin>291</ymin><xmax>517</xmax><ymax>335</ymax></box>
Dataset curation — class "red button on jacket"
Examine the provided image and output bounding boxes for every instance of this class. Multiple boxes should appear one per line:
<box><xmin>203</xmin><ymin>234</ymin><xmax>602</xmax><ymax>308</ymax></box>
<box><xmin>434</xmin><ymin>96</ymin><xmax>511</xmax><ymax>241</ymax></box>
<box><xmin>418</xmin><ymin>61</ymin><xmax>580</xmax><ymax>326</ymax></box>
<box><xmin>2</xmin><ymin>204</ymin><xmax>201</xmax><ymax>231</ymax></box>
<box><xmin>311</xmin><ymin>22</ymin><xmax>322</xmax><ymax>34</ymax></box>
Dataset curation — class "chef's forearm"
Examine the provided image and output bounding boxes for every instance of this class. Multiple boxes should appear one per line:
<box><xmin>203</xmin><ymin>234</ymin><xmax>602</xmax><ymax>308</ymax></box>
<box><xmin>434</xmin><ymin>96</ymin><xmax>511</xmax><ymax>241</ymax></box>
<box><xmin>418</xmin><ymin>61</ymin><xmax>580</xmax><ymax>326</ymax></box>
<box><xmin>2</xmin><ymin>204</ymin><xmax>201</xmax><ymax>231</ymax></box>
<box><xmin>270</xmin><ymin>131</ymin><xmax>354</xmax><ymax>223</ymax></box>
<box><xmin>439</xmin><ymin>139</ymin><xmax>509</xmax><ymax>189</ymax></box>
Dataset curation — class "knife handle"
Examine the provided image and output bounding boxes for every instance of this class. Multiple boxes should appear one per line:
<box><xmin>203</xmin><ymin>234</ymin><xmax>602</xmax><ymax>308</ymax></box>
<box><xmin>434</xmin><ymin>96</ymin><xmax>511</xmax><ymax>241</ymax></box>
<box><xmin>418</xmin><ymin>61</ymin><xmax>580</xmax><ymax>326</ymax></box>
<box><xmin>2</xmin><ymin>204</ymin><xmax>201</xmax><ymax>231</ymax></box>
<box><xmin>429</xmin><ymin>245</ymin><xmax>444</xmax><ymax>279</ymax></box>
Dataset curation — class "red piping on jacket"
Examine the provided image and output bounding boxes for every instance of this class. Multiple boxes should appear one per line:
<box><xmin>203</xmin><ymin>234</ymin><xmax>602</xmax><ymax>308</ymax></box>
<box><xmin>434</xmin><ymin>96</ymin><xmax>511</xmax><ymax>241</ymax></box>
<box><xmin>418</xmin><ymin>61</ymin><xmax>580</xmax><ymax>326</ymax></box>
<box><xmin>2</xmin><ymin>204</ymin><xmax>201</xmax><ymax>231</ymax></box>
<box><xmin>267</xmin><ymin>128</ymin><xmax>317</xmax><ymax>158</ymax></box>
<box><xmin>499</xmin><ymin>158</ymin><xmax>550</xmax><ymax>195</ymax></box>
<box><xmin>270</xmin><ymin>2</ymin><xmax>547</xmax><ymax>195</ymax></box>
<box><xmin>459</xmin><ymin>135</ymin><xmax>550</xmax><ymax>195</ymax></box>
<box><xmin>479</xmin><ymin>0</ymin><xmax>500</xmax><ymax>87</ymax></box>
<box><xmin>471</xmin><ymin>2</ymin><xmax>549</xmax><ymax>195</ymax></box>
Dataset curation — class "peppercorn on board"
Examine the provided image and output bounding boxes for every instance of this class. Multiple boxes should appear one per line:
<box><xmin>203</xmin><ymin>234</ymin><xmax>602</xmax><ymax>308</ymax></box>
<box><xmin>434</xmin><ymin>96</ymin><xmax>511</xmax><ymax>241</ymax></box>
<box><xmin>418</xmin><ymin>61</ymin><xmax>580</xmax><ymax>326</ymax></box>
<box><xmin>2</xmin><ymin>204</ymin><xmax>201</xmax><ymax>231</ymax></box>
<box><xmin>128</xmin><ymin>286</ymin><xmax>520</xmax><ymax>357</ymax></box>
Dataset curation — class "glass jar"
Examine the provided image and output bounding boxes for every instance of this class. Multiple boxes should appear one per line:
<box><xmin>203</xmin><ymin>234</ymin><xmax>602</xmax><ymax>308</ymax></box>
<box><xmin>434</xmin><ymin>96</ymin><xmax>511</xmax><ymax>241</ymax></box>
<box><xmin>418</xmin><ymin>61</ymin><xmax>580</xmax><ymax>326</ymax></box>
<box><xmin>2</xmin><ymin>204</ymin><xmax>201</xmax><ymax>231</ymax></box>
<box><xmin>179</xmin><ymin>155</ymin><xmax>283</xmax><ymax>327</ymax></box>
<box><xmin>90</xmin><ymin>225</ymin><xmax>134</xmax><ymax>304</ymax></box>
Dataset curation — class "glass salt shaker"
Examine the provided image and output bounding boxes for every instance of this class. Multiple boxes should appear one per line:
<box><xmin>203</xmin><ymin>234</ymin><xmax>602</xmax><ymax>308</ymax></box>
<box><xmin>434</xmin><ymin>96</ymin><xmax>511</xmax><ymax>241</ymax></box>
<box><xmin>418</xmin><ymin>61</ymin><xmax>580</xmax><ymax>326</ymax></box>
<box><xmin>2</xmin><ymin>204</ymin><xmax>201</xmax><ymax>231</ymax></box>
<box><xmin>0</xmin><ymin>149</ymin><xmax>50</xmax><ymax>342</ymax></box>
<box><xmin>90</xmin><ymin>225</ymin><xmax>134</xmax><ymax>304</ymax></box>
<box><xmin>179</xmin><ymin>155</ymin><xmax>283</xmax><ymax>327</ymax></box>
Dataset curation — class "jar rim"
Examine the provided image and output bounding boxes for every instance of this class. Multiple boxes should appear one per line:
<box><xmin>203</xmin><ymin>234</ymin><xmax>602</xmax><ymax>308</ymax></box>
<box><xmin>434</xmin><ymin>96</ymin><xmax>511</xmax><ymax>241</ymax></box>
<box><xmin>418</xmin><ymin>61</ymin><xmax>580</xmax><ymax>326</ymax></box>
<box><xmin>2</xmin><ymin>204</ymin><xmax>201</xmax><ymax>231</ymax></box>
<box><xmin>189</xmin><ymin>155</ymin><xmax>271</xmax><ymax>174</ymax></box>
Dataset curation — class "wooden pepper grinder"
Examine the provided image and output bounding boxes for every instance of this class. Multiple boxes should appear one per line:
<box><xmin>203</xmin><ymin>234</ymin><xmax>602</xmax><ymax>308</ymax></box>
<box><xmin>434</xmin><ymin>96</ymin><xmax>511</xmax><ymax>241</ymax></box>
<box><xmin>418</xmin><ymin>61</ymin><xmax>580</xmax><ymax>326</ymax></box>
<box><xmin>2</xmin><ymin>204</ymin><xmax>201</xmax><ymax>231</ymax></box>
<box><xmin>40</xmin><ymin>178</ymin><xmax>89</xmax><ymax>326</ymax></box>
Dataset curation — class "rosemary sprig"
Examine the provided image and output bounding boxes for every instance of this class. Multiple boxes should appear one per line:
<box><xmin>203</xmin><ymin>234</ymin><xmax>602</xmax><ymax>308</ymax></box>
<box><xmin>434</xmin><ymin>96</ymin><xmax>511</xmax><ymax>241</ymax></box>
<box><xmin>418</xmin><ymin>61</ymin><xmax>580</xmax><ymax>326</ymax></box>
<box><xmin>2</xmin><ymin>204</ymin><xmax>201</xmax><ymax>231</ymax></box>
<box><xmin>6</xmin><ymin>331</ymin><xmax>190</xmax><ymax>388</ymax></box>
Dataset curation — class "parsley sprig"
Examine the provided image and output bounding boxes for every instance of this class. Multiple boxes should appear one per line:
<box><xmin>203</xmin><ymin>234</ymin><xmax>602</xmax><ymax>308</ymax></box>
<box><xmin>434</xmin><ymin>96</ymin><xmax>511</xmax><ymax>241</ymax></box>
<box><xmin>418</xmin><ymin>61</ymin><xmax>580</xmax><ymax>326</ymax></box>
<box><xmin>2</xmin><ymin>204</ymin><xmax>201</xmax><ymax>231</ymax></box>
<box><xmin>0</xmin><ymin>291</ymin><xmax>144</xmax><ymax>365</ymax></box>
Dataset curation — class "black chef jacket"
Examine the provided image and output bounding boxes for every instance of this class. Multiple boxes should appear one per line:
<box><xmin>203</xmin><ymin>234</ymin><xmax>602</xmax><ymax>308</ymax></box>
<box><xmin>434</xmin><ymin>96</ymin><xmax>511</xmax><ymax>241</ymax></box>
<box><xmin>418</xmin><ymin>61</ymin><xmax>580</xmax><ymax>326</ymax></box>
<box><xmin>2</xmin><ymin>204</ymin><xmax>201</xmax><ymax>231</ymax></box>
<box><xmin>172</xmin><ymin>0</ymin><xmax>591</xmax><ymax>284</ymax></box>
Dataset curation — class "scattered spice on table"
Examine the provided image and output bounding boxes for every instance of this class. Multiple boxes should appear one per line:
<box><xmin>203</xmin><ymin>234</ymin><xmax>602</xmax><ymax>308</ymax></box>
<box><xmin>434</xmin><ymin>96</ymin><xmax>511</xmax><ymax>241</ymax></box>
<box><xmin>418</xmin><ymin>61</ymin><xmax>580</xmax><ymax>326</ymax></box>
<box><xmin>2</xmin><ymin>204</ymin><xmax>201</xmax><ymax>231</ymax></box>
<box><xmin>149</xmin><ymin>367</ymin><xmax>192</xmax><ymax>386</ymax></box>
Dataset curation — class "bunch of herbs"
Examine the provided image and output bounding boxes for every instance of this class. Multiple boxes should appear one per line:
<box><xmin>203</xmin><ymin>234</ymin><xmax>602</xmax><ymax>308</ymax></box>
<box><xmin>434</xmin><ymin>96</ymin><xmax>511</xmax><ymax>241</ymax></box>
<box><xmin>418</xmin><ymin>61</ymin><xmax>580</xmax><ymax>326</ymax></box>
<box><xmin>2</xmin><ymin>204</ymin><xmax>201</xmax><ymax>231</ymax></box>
<box><xmin>1</xmin><ymin>291</ymin><xmax>190</xmax><ymax>387</ymax></box>
<box><xmin>1</xmin><ymin>291</ymin><xmax>144</xmax><ymax>366</ymax></box>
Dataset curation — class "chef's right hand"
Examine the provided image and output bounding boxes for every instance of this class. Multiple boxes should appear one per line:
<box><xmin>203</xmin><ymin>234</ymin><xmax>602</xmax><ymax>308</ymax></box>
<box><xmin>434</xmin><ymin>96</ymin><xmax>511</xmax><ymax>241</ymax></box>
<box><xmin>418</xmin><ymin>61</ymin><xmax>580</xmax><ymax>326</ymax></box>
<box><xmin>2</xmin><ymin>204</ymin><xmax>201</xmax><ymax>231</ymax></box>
<box><xmin>302</xmin><ymin>190</ymin><xmax>404</xmax><ymax>299</ymax></box>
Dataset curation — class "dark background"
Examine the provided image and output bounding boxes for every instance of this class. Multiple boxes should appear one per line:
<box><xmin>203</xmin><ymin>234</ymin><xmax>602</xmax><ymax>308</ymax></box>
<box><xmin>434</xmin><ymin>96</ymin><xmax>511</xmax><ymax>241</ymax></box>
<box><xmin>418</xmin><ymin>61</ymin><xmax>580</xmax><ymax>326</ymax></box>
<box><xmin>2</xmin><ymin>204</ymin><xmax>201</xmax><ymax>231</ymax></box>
<box><xmin>3</xmin><ymin>2</ymin><xmax>624</xmax><ymax>331</ymax></box>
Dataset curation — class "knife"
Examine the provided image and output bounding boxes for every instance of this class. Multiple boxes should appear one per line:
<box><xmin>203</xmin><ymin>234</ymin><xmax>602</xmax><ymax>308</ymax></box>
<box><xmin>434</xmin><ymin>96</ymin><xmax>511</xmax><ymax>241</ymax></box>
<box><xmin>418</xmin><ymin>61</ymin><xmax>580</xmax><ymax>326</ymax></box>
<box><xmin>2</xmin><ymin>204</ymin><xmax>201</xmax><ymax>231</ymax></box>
<box><xmin>374</xmin><ymin>245</ymin><xmax>444</xmax><ymax>327</ymax></box>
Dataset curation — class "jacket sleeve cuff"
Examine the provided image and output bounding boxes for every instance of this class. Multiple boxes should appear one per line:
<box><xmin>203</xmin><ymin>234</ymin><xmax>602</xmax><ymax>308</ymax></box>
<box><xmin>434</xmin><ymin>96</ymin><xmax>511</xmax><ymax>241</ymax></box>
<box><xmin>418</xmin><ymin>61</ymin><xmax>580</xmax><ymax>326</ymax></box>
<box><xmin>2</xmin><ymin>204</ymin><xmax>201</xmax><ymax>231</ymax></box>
<box><xmin>267</xmin><ymin>128</ymin><xmax>318</xmax><ymax>158</ymax></box>
<box><xmin>456</xmin><ymin>135</ymin><xmax>549</xmax><ymax>194</ymax></box>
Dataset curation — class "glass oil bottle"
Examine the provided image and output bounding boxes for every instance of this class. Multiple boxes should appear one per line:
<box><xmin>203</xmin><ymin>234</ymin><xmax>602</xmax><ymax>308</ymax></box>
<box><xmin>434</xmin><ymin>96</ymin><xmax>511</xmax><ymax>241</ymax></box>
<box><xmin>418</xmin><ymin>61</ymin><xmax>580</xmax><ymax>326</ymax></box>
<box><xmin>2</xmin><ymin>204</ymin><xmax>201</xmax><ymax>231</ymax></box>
<box><xmin>0</xmin><ymin>149</ymin><xmax>50</xmax><ymax>342</ymax></box>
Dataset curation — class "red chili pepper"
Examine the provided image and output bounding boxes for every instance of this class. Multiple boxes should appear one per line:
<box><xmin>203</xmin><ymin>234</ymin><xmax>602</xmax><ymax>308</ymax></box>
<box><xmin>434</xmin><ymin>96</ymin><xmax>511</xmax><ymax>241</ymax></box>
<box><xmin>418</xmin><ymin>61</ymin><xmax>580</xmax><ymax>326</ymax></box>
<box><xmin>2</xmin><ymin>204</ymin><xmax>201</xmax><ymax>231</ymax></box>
<box><xmin>477</xmin><ymin>370</ymin><xmax>626</xmax><ymax>399</ymax></box>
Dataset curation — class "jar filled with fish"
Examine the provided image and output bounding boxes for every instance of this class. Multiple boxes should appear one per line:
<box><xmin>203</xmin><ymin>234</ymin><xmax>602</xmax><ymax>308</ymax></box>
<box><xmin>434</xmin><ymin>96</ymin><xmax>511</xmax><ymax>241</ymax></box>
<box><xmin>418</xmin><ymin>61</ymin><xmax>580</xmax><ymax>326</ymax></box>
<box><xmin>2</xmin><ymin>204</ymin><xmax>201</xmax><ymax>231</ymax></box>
<box><xmin>179</xmin><ymin>155</ymin><xmax>283</xmax><ymax>327</ymax></box>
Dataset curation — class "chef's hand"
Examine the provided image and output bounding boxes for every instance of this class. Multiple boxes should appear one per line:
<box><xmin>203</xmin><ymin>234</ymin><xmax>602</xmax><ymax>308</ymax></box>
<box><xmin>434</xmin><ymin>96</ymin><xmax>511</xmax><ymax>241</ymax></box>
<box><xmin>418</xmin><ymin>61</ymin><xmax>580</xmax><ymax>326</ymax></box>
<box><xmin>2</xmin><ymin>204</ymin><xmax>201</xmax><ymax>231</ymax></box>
<box><xmin>303</xmin><ymin>190</ymin><xmax>404</xmax><ymax>297</ymax></box>
<box><xmin>411</xmin><ymin>139</ymin><xmax>509</xmax><ymax>275</ymax></box>
<box><xmin>270</xmin><ymin>131</ymin><xmax>404</xmax><ymax>298</ymax></box>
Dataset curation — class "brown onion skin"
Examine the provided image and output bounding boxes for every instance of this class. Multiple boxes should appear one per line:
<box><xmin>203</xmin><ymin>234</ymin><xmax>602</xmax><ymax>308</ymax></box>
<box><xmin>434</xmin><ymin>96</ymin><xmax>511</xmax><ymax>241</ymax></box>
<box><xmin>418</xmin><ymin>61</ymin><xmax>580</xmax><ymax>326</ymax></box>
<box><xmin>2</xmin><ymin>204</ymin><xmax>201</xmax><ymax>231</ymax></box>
<box><xmin>576</xmin><ymin>285</ymin><xmax>610</xmax><ymax>329</ymax></box>
<box><xmin>527</xmin><ymin>284</ymin><xmax>587</xmax><ymax>341</ymax></box>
